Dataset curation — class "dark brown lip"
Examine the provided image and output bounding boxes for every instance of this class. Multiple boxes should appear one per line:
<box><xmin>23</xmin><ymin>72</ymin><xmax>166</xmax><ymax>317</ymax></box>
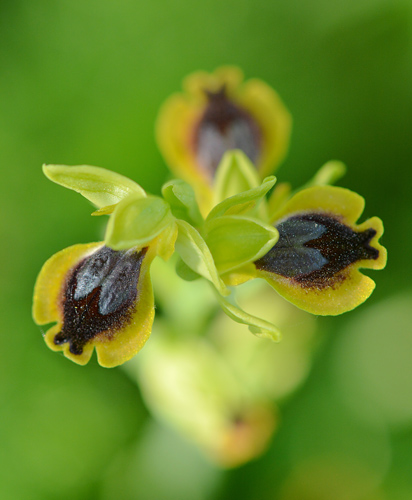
<box><xmin>255</xmin><ymin>213</ymin><xmax>378</xmax><ymax>290</ymax></box>
<box><xmin>54</xmin><ymin>246</ymin><xmax>147</xmax><ymax>355</ymax></box>
<box><xmin>191</xmin><ymin>86</ymin><xmax>262</xmax><ymax>178</ymax></box>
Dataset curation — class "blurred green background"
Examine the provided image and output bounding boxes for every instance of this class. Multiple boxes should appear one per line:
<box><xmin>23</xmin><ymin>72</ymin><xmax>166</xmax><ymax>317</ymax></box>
<box><xmin>1</xmin><ymin>0</ymin><xmax>412</xmax><ymax>499</ymax></box>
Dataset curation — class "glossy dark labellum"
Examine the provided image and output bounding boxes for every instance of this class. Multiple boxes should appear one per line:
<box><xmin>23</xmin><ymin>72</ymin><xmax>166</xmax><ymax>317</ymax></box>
<box><xmin>255</xmin><ymin>213</ymin><xmax>379</xmax><ymax>288</ymax></box>
<box><xmin>193</xmin><ymin>86</ymin><xmax>261</xmax><ymax>177</ymax></box>
<box><xmin>54</xmin><ymin>246</ymin><xmax>146</xmax><ymax>355</ymax></box>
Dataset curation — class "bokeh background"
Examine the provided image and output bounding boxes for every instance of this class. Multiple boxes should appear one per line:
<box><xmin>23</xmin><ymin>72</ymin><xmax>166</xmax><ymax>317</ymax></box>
<box><xmin>1</xmin><ymin>0</ymin><xmax>412</xmax><ymax>498</ymax></box>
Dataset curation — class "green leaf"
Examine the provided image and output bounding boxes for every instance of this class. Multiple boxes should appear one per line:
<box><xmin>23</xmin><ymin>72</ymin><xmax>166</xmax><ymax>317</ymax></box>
<box><xmin>105</xmin><ymin>194</ymin><xmax>173</xmax><ymax>250</ymax></box>
<box><xmin>212</xmin><ymin>287</ymin><xmax>281</xmax><ymax>342</ymax></box>
<box><xmin>213</xmin><ymin>150</ymin><xmax>261</xmax><ymax>205</ymax></box>
<box><xmin>161</xmin><ymin>179</ymin><xmax>203</xmax><ymax>226</ymax></box>
<box><xmin>175</xmin><ymin>220</ymin><xmax>229</xmax><ymax>296</ymax></box>
<box><xmin>204</xmin><ymin>215</ymin><xmax>279</xmax><ymax>274</ymax></box>
<box><xmin>207</xmin><ymin>176</ymin><xmax>276</xmax><ymax>221</ymax></box>
<box><xmin>43</xmin><ymin>164</ymin><xmax>146</xmax><ymax>208</ymax></box>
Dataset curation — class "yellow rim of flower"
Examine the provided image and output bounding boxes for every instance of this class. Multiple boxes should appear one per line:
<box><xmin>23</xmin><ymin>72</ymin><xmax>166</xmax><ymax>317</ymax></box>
<box><xmin>256</xmin><ymin>186</ymin><xmax>387</xmax><ymax>315</ymax></box>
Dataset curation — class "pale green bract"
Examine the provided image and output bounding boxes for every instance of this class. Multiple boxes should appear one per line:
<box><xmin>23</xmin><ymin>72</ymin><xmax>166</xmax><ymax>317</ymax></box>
<box><xmin>213</xmin><ymin>150</ymin><xmax>261</xmax><ymax>205</ymax></box>
<box><xmin>161</xmin><ymin>179</ymin><xmax>203</xmax><ymax>226</ymax></box>
<box><xmin>204</xmin><ymin>215</ymin><xmax>279</xmax><ymax>274</ymax></box>
<box><xmin>174</xmin><ymin>219</ymin><xmax>229</xmax><ymax>296</ymax></box>
<box><xmin>105</xmin><ymin>194</ymin><xmax>173</xmax><ymax>250</ymax></box>
<box><xmin>206</xmin><ymin>175</ymin><xmax>276</xmax><ymax>221</ymax></box>
<box><xmin>212</xmin><ymin>287</ymin><xmax>281</xmax><ymax>342</ymax></box>
<box><xmin>43</xmin><ymin>164</ymin><xmax>146</xmax><ymax>209</ymax></box>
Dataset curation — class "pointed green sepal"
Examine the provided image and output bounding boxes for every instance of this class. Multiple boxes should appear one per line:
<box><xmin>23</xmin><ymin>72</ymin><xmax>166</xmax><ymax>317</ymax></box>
<box><xmin>161</xmin><ymin>179</ymin><xmax>203</xmax><ymax>226</ymax></box>
<box><xmin>175</xmin><ymin>219</ymin><xmax>229</xmax><ymax>296</ymax></box>
<box><xmin>91</xmin><ymin>204</ymin><xmax>117</xmax><ymax>216</ymax></box>
<box><xmin>207</xmin><ymin>176</ymin><xmax>276</xmax><ymax>221</ymax></box>
<box><xmin>204</xmin><ymin>215</ymin><xmax>279</xmax><ymax>274</ymax></box>
<box><xmin>267</xmin><ymin>161</ymin><xmax>346</xmax><ymax>223</ymax></box>
<box><xmin>295</xmin><ymin>160</ymin><xmax>346</xmax><ymax>194</ymax></box>
<box><xmin>154</xmin><ymin>221</ymin><xmax>178</xmax><ymax>261</ymax></box>
<box><xmin>175</xmin><ymin>258</ymin><xmax>201</xmax><ymax>281</ymax></box>
<box><xmin>105</xmin><ymin>194</ymin><xmax>174</xmax><ymax>250</ymax></box>
<box><xmin>43</xmin><ymin>164</ymin><xmax>146</xmax><ymax>209</ymax></box>
<box><xmin>268</xmin><ymin>182</ymin><xmax>291</xmax><ymax>222</ymax></box>
<box><xmin>212</xmin><ymin>287</ymin><xmax>281</xmax><ymax>342</ymax></box>
<box><xmin>213</xmin><ymin>150</ymin><xmax>261</xmax><ymax>206</ymax></box>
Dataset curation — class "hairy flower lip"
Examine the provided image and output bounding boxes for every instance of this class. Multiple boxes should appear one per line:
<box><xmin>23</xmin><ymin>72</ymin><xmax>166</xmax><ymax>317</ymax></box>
<box><xmin>54</xmin><ymin>246</ymin><xmax>148</xmax><ymax>356</ymax></box>
<box><xmin>33</xmin><ymin>242</ymin><xmax>157</xmax><ymax>367</ymax></box>
<box><xmin>255</xmin><ymin>212</ymin><xmax>379</xmax><ymax>287</ymax></box>
<box><xmin>191</xmin><ymin>85</ymin><xmax>262</xmax><ymax>179</ymax></box>
<box><xmin>252</xmin><ymin>186</ymin><xmax>387</xmax><ymax>316</ymax></box>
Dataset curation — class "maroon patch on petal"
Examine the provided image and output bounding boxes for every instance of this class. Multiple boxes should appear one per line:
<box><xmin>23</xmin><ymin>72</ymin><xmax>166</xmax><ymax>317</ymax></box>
<box><xmin>54</xmin><ymin>246</ymin><xmax>147</xmax><ymax>355</ymax></box>
<box><xmin>192</xmin><ymin>86</ymin><xmax>262</xmax><ymax>177</ymax></box>
<box><xmin>255</xmin><ymin>213</ymin><xmax>378</xmax><ymax>289</ymax></box>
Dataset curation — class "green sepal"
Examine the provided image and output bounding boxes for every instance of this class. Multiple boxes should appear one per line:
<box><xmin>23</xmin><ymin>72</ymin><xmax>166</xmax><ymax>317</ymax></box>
<box><xmin>43</xmin><ymin>164</ymin><xmax>146</xmax><ymax>209</ymax></box>
<box><xmin>267</xmin><ymin>182</ymin><xmax>291</xmax><ymax>223</ymax></box>
<box><xmin>295</xmin><ymin>160</ymin><xmax>346</xmax><ymax>194</ymax></box>
<box><xmin>175</xmin><ymin>258</ymin><xmax>201</xmax><ymax>281</ymax></box>
<box><xmin>267</xmin><ymin>161</ymin><xmax>346</xmax><ymax>223</ymax></box>
<box><xmin>154</xmin><ymin>221</ymin><xmax>178</xmax><ymax>261</ymax></box>
<box><xmin>91</xmin><ymin>204</ymin><xmax>117</xmax><ymax>216</ymax></box>
<box><xmin>213</xmin><ymin>150</ymin><xmax>261</xmax><ymax>206</ymax></box>
<box><xmin>212</xmin><ymin>287</ymin><xmax>281</xmax><ymax>342</ymax></box>
<box><xmin>161</xmin><ymin>179</ymin><xmax>203</xmax><ymax>226</ymax></box>
<box><xmin>207</xmin><ymin>176</ymin><xmax>276</xmax><ymax>222</ymax></box>
<box><xmin>105</xmin><ymin>194</ymin><xmax>174</xmax><ymax>250</ymax></box>
<box><xmin>204</xmin><ymin>215</ymin><xmax>279</xmax><ymax>274</ymax></box>
<box><xmin>175</xmin><ymin>219</ymin><xmax>229</xmax><ymax>296</ymax></box>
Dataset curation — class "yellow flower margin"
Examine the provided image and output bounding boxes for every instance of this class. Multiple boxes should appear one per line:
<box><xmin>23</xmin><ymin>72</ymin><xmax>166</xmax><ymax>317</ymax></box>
<box><xmin>156</xmin><ymin>66</ymin><xmax>292</xmax><ymax>212</ymax></box>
